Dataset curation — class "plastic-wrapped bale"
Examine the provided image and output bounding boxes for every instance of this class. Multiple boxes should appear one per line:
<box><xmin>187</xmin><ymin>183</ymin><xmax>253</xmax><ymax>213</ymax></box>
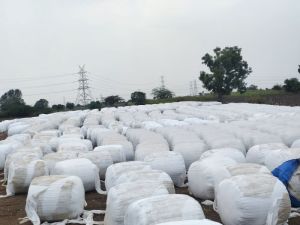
<box><xmin>4</xmin><ymin>159</ymin><xmax>48</xmax><ymax>196</ymax></box>
<box><xmin>94</xmin><ymin>145</ymin><xmax>126</xmax><ymax>163</ymax></box>
<box><xmin>43</xmin><ymin>152</ymin><xmax>78</xmax><ymax>174</ymax></box>
<box><xmin>246</xmin><ymin>143</ymin><xmax>288</xmax><ymax>164</ymax></box>
<box><xmin>124</xmin><ymin>194</ymin><xmax>205</xmax><ymax>225</ymax></box>
<box><xmin>4</xmin><ymin>151</ymin><xmax>42</xmax><ymax>182</ymax></box>
<box><xmin>264</xmin><ymin>148</ymin><xmax>300</xmax><ymax>171</ymax></box>
<box><xmin>105</xmin><ymin>161</ymin><xmax>152</xmax><ymax>191</ymax></box>
<box><xmin>135</xmin><ymin>142</ymin><xmax>169</xmax><ymax>161</ymax></box>
<box><xmin>113</xmin><ymin>170</ymin><xmax>175</xmax><ymax>194</ymax></box>
<box><xmin>144</xmin><ymin>151</ymin><xmax>186</xmax><ymax>187</ymax></box>
<box><xmin>173</xmin><ymin>142</ymin><xmax>207</xmax><ymax>169</ymax></box>
<box><xmin>52</xmin><ymin>158</ymin><xmax>105</xmax><ymax>194</ymax></box>
<box><xmin>57</xmin><ymin>142</ymin><xmax>90</xmax><ymax>153</ymax></box>
<box><xmin>105</xmin><ymin>182</ymin><xmax>169</xmax><ymax>225</ymax></box>
<box><xmin>155</xmin><ymin>220</ymin><xmax>222</xmax><ymax>225</ymax></box>
<box><xmin>215</xmin><ymin>174</ymin><xmax>291</xmax><ymax>225</ymax></box>
<box><xmin>25</xmin><ymin>175</ymin><xmax>85</xmax><ymax>225</ymax></box>
<box><xmin>49</xmin><ymin>137</ymin><xmax>88</xmax><ymax>152</ymax></box>
<box><xmin>6</xmin><ymin>133</ymin><xmax>32</xmax><ymax>145</ymax></box>
<box><xmin>78</xmin><ymin>150</ymin><xmax>113</xmax><ymax>179</ymax></box>
<box><xmin>200</xmin><ymin>148</ymin><xmax>246</xmax><ymax>163</ymax></box>
<box><xmin>291</xmin><ymin>139</ymin><xmax>300</xmax><ymax>148</ymax></box>
<box><xmin>0</xmin><ymin>144</ymin><xmax>13</xmax><ymax>169</ymax></box>
<box><xmin>188</xmin><ymin>156</ymin><xmax>237</xmax><ymax>200</ymax></box>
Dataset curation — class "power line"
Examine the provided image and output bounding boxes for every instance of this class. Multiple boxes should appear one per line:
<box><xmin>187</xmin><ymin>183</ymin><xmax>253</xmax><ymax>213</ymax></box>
<box><xmin>0</xmin><ymin>72</ymin><xmax>77</xmax><ymax>83</ymax></box>
<box><xmin>23</xmin><ymin>89</ymin><xmax>77</xmax><ymax>97</ymax></box>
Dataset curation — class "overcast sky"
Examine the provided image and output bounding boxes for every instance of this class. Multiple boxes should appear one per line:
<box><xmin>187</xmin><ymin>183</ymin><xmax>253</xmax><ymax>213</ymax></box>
<box><xmin>1</xmin><ymin>0</ymin><xmax>299</xmax><ymax>105</ymax></box>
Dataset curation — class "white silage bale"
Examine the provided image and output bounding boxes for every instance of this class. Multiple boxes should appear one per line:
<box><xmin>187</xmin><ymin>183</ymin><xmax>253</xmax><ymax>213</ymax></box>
<box><xmin>4</xmin><ymin>159</ymin><xmax>48</xmax><ymax>196</ymax></box>
<box><xmin>6</xmin><ymin>133</ymin><xmax>32</xmax><ymax>145</ymax></box>
<box><xmin>291</xmin><ymin>139</ymin><xmax>300</xmax><ymax>148</ymax></box>
<box><xmin>43</xmin><ymin>152</ymin><xmax>78</xmax><ymax>174</ymax></box>
<box><xmin>124</xmin><ymin>194</ymin><xmax>205</xmax><ymax>225</ymax></box>
<box><xmin>4</xmin><ymin>152</ymin><xmax>42</xmax><ymax>182</ymax></box>
<box><xmin>78</xmin><ymin>150</ymin><xmax>113</xmax><ymax>179</ymax></box>
<box><xmin>144</xmin><ymin>151</ymin><xmax>187</xmax><ymax>187</ymax></box>
<box><xmin>11</xmin><ymin>146</ymin><xmax>44</xmax><ymax>158</ymax></box>
<box><xmin>94</xmin><ymin>145</ymin><xmax>126</xmax><ymax>163</ymax></box>
<box><xmin>0</xmin><ymin>144</ymin><xmax>13</xmax><ymax>169</ymax></box>
<box><xmin>114</xmin><ymin>170</ymin><xmax>175</xmax><ymax>194</ymax></box>
<box><xmin>7</xmin><ymin>123</ymin><xmax>30</xmax><ymax>136</ymax></box>
<box><xmin>156</xmin><ymin>220</ymin><xmax>222</xmax><ymax>225</ymax></box>
<box><xmin>105</xmin><ymin>182</ymin><xmax>169</xmax><ymax>225</ymax></box>
<box><xmin>57</xmin><ymin>142</ymin><xmax>89</xmax><ymax>153</ymax></box>
<box><xmin>200</xmin><ymin>148</ymin><xmax>246</xmax><ymax>163</ymax></box>
<box><xmin>264</xmin><ymin>148</ymin><xmax>300</xmax><ymax>171</ymax></box>
<box><xmin>215</xmin><ymin>174</ymin><xmax>291</xmax><ymax>225</ymax></box>
<box><xmin>173</xmin><ymin>142</ymin><xmax>207</xmax><ymax>169</ymax></box>
<box><xmin>105</xmin><ymin>161</ymin><xmax>152</xmax><ymax>191</ymax></box>
<box><xmin>52</xmin><ymin>158</ymin><xmax>106</xmax><ymax>194</ymax></box>
<box><xmin>188</xmin><ymin>157</ymin><xmax>237</xmax><ymax>200</ymax></box>
<box><xmin>246</xmin><ymin>143</ymin><xmax>288</xmax><ymax>164</ymax></box>
<box><xmin>213</xmin><ymin>163</ymin><xmax>271</xmax><ymax>197</ymax></box>
<box><xmin>135</xmin><ymin>142</ymin><xmax>169</xmax><ymax>161</ymax></box>
<box><xmin>26</xmin><ymin>175</ymin><xmax>85</xmax><ymax>225</ymax></box>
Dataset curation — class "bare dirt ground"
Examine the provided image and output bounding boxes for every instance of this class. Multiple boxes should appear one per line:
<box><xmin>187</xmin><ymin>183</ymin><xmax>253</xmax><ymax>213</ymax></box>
<box><xmin>0</xmin><ymin>132</ymin><xmax>299</xmax><ymax>225</ymax></box>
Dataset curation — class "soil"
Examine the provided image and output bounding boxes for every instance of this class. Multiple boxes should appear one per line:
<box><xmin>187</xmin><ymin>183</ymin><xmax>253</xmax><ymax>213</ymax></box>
<box><xmin>0</xmin><ymin>132</ymin><xmax>299</xmax><ymax>225</ymax></box>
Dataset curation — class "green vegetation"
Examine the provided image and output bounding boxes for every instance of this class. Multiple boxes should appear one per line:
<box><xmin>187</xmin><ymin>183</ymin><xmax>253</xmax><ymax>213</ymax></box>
<box><xmin>199</xmin><ymin>46</ymin><xmax>252</xmax><ymax>102</ymax></box>
<box><xmin>131</xmin><ymin>91</ymin><xmax>146</xmax><ymax>105</ymax></box>
<box><xmin>151</xmin><ymin>87</ymin><xmax>174</xmax><ymax>99</ymax></box>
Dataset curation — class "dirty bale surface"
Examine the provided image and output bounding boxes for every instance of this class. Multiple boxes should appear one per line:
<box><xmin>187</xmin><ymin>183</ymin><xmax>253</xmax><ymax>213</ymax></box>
<box><xmin>0</xmin><ymin>132</ymin><xmax>299</xmax><ymax>225</ymax></box>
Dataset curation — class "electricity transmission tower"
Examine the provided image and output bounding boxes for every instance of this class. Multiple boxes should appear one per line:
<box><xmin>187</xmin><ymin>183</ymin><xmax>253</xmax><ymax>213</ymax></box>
<box><xmin>76</xmin><ymin>65</ymin><xmax>93</xmax><ymax>106</ymax></box>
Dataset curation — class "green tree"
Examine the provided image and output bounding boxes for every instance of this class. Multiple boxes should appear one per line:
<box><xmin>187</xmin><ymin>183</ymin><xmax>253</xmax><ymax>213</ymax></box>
<box><xmin>66</xmin><ymin>102</ymin><xmax>75</xmax><ymax>110</ymax></box>
<box><xmin>151</xmin><ymin>87</ymin><xmax>174</xmax><ymax>100</ymax></box>
<box><xmin>52</xmin><ymin>104</ymin><xmax>65</xmax><ymax>111</ymax></box>
<box><xmin>0</xmin><ymin>89</ymin><xmax>25</xmax><ymax>111</ymax></box>
<box><xmin>283</xmin><ymin>78</ymin><xmax>300</xmax><ymax>93</ymax></box>
<box><xmin>199</xmin><ymin>46</ymin><xmax>252</xmax><ymax>102</ymax></box>
<box><xmin>298</xmin><ymin>65</ymin><xmax>300</xmax><ymax>74</ymax></box>
<box><xmin>89</xmin><ymin>101</ymin><xmax>102</xmax><ymax>110</ymax></box>
<box><xmin>272</xmin><ymin>84</ymin><xmax>283</xmax><ymax>91</ymax></box>
<box><xmin>34</xmin><ymin>99</ymin><xmax>49</xmax><ymax>110</ymax></box>
<box><xmin>104</xmin><ymin>95</ymin><xmax>124</xmax><ymax>107</ymax></box>
<box><xmin>131</xmin><ymin>91</ymin><xmax>146</xmax><ymax>105</ymax></box>
<box><xmin>247</xmin><ymin>84</ymin><xmax>258</xmax><ymax>91</ymax></box>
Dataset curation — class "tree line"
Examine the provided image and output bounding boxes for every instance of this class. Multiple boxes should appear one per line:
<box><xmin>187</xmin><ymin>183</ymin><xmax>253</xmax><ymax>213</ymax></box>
<box><xmin>1</xmin><ymin>46</ymin><xmax>299</xmax><ymax>118</ymax></box>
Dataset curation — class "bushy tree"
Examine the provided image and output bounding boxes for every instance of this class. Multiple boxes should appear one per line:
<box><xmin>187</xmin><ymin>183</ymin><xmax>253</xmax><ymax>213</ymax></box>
<box><xmin>131</xmin><ymin>91</ymin><xmax>146</xmax><ymax>105</ymax></box>
<box><xmin>272</xmin><ymin>84</ymin><xmax>283</xmax><ymax>91</ymax></box>
<box><xmin>199</xmin><ymin>46</ymin><xmax>252</xmax><ymax>102</ymax></box>
<box><xmin>52</xmin><ymin>104</ymin><xmax>65</xmax><ymax>111</ymax></box>
<box><xmin>66</xmin><ymin>102</ymin><xmax>75</xmax><ymax>110</ymax></box>
<box><xmin>0</xmin><ymin>89</ymin><xmax>25</xmax><ymax>111</ymax></box>
<box><xmin>89</xmin><ymin>101</ymin><xmax>101</xmax><ymax>110</ymax></box>
<box><xmin>283</xmin><ymin>78</ymin><xmax>300</xmax><ymax>93</ymax></box>
<box><xmin>34</xmin><ymin>99</ymin><xmax>49</xmax><ymax>110</ymax></box>
<box><xmin>104</xmin><ymin>95</ymin><xmax>124</xmax><ymax>107</ymax></box>
<box><xmin>247</xmin><ymin>84</ymin><xmax>258</xmax><ymax>91</ymax></box>
<box><xmin>151</xmin><ymin>87</ymin><xmax>174</xmax><ymax>100</ymax></box>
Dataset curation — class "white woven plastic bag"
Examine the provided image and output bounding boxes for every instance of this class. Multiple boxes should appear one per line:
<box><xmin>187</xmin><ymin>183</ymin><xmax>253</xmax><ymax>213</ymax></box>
<box><xmin>215</xmin><ymin>174</ymin><xmax>291</xmax><ymax>225</ymax></box>
<box><xmin>26</xmin><ymin>175</ymin><xmax>85</xmax><ymax>225</ymax></box>
<box><xmin>144</xmin><ymin>151</ymin><xmax>186</xmax><ymax>187</ymax></box>
<box><xmin>105</xmin><ymin>181</ymin><xmax>169</xmax><ymax>225</ymax></box>
<box><xmin>124</xmin><ymin>194</ymin><xmax>205</xmax><ymax>225</ymax></box>
<box><xmin>52</xmin><ymin>158</ymin><xmax>106</xmax><ymax>194</ymax></box>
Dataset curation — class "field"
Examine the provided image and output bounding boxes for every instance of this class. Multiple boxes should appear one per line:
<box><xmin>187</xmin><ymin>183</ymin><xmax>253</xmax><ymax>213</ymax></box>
<box><xmin>1</xmin><ymin>102</ymin><xmax>300</xmax><ymax>225</ymax></box>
